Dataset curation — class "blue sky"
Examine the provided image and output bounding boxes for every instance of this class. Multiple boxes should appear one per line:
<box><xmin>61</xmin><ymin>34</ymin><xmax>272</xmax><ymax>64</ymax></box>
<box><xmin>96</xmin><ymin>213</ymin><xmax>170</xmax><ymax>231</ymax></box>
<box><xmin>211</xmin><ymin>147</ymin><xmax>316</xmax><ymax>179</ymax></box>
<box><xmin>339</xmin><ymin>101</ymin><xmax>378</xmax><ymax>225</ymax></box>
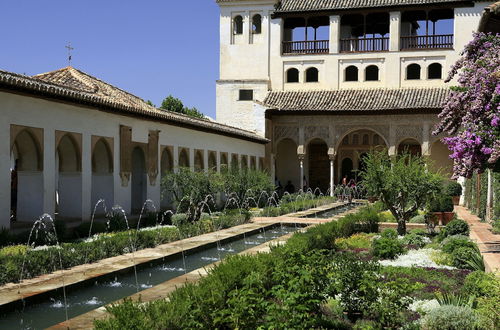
<box><xmin>0</xmin><ymin>1</ymin><xmax>221</xmax><ymax>118</ymax></box>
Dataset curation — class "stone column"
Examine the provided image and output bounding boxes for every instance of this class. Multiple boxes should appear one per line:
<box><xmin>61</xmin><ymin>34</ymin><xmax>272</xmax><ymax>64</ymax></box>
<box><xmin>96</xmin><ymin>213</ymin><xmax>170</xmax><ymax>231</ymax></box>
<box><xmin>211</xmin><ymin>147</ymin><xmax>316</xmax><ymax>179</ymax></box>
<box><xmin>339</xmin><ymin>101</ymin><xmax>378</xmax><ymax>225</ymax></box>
<box><xmin>298</xmin><ymin>154</ymin><xmax>305</xmax><ymax>192</ymax></box>
<box><xmin>422</xmin><ymin>123</ymin><xmax>431</xmax><ymax>156</ymax></box>
<box><xmin>329</xmin><ymin>148</ymin><xmax>336</xmax><ymax>196</ymax></box>
<box><xmin>487</xmin><ymin>169</ymin><xmax>493</xmax><ymax>222</ymax></box>
<box><xmin>330</xmin><ymin>159</ymin><xmax>335</xmax><ymax>197</ymax></box>
<box><xmin>43</xmin><ymin>128</ymin><xmax>56</xmax><ymax>217</ymax></box>
<box><xmin>329</xmin><ymin>15</ymin><xmax>340</xmax><ymax>54</ymax></box>
<box><xmin>0</xmin><ymin>122</ymin><xmax>11</xmax><ymax>229</ymax></box>
<box><xmin>389</xmin><ymin>11</ymin><xmax>401</xmax><ymax>52</ymax></box>
<box><xmin>388</xmin><ymin>125</ymin><xmax>397</xmax><ymax>156</ymax></box>
<box><xmin>81</xmin><ymin>133</ymin><xmax>92</xmax><ymax>221</ymax></box>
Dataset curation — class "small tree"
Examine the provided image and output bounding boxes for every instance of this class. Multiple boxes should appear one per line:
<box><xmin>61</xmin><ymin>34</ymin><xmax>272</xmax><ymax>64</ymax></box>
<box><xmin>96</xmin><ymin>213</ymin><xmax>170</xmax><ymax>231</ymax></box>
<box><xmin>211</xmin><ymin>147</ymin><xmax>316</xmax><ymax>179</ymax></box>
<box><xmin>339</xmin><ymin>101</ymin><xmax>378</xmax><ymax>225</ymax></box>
<box><xmin>160</xmin><ymin>95</ymin><xmax>205</xmax><ymax>119</ymax></box>
<box><xmin>161</xmin><ymin>167</ymin><xmax>222</xmax><ymax>222</ymax></box>
<box><xmin>219</xmin><ymin>167</ymin><xmax>273</xmax><ymax>209</ymax></box>
<box><xmin>360</xmin><ymin>150</ymin><xmax>442</xmax><ymax>235</ymax></box>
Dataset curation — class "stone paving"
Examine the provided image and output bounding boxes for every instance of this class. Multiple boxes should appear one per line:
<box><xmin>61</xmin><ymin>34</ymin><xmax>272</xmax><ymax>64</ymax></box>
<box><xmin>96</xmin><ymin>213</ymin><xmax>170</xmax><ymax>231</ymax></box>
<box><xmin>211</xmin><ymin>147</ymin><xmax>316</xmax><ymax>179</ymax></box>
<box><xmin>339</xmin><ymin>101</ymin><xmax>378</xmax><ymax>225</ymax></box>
<box><xmin>455</xmin><ymin>206</ymin><xmax>500</xmax><ymax>274</ymax></box>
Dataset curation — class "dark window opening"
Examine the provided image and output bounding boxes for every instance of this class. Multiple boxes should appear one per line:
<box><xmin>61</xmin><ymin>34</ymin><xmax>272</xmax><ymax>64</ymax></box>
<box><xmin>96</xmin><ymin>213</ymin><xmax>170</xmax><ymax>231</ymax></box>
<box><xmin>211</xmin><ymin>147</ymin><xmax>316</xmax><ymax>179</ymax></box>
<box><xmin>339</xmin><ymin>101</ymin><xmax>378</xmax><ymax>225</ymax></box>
<box><xmin>340</xmin><ymin>13</ymin><xmax>390</xmax><ymax>52</ymax></box>
<box><xmin>401</xmin><ymin>9</ymin><xmax>454</xmax><ymax>49</ymax></box>
<box><xmin>406</xmin><ymin>64</ymin><xmax>421</xmax><ymax>80</ymax></box>
<box><xmin>428</xmin><ymin>63</ymin><xmax>442</xmax><ymax>79</ymax></box>
<box><xmin>234</xmin><ymin>15</ymin><xmax>243</xmax><ymax>35</ymax></box>
<box><xmin>286</xmin><ymin>68</ymin><xmax>299</xmax><ymax>83</ymax></box>
<box><xmin>239</xmin><ymin>89</ymin><xmax>253</xmax><ymax>101</ymax></box>
<box><xmin>365</xmin><ymin>65</ymin><xmax>379</xmax><ymax>81</ymax></box>
<box><xmin>305</xmin><ymin>67</ymin><xmax>319</xmax><ymax>82</ymax></box>
<box><xmin>252</xmin><ymin>14</ymin><xmax>262</xmax><ymax>34</ymax></box>
<box><xmin>345</xmin><ymin>66</ymin><xmax>359</xmax><ymax>81</ymax></box>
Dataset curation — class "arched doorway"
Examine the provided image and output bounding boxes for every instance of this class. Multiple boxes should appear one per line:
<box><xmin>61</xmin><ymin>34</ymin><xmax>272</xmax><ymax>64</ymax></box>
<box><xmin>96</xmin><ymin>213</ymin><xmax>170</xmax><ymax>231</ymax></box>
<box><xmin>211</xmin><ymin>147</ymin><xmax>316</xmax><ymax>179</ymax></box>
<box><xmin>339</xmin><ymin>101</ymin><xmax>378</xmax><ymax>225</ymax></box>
<box><xmin>276</xmin><ymin>138</ymin><xmax>300</xmax><ymax>192</ymax></box>
<box><xmin>429</xmin><ymin>140</ymin><xmax>454</xmax><ymax>178</ymax></box>
<box><xmin>11</xmin><ymin>129</ymin><xmax>43</xmax><ymax>221</ymax></box>
<box><xmin>178</xmin><ymin>148</ymin><xmax>189</xmax><ymax>168</ymax></box>
<box><xmin>307</xmin><ymin>139</ymin><xmax>329</xmax><ymax>193</ymax></box>
<box><xmin>341</xmin><ymin>158</ymin><xmax>354</xmax><ymax>182</ymax></box>
<box><xmin>241</xmin><ymin>155</ymin><xmax>248</xmax><ymax>170</ymax></box>
<box><xmin>358</xmin><ymin>153</ymin><xmax>369</xmax><ymax>180</ymax></box>
<box><xmin>194</xmin><ymin>150</ymin><xmax>204</xmax><ymax>172</ymax></box>
<box><xmin>336</xmin><ymin>129</ymin><xmax>388</xmax><ymax>184</ymax></box>
<box><xmin>57</xmin><ymin>134</ymin><xmax>82</xmax><ymax>219</ymax></box>
<box><xmin>208</xmin><ymin>152</ymin><xmax>217</xmax><ymax>171</ymax></box>
<box><xmin>131</xmin><ymin>147</ymin><xmax>147</xmax><ymax>214</ymax></box>
<box><xmin>231</xmin><ymin>154</ymin><xmax>239</xmax><ymax>169</ymax></box>
<box><xmin>220</xmin><ymin>153</ymin><xmax>228</xmax><ymax>172</ymax></box>
<box><xmin>398</xmin><ymin>139</ymin><xmax>422</xmax><ymax>156</ymax></box>
<box><xmin>160</xmin><ymin>148</ymin><xmax>174</xmax><ymax>209</ymax></box>
<box><xmin>91</xmin><ymin>139</ymin><xmax>114</xmax><ymax>215</ymax></box>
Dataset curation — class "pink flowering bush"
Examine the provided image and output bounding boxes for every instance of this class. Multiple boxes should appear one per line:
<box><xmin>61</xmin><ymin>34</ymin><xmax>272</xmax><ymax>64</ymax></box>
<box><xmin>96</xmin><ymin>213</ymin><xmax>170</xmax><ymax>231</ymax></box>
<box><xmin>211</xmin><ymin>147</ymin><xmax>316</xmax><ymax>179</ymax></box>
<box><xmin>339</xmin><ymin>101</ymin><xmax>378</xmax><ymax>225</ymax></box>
<box><xmin>433</xmin><ymin>33</ymin><xmax>500</xmax><ymax>178</ymax></box>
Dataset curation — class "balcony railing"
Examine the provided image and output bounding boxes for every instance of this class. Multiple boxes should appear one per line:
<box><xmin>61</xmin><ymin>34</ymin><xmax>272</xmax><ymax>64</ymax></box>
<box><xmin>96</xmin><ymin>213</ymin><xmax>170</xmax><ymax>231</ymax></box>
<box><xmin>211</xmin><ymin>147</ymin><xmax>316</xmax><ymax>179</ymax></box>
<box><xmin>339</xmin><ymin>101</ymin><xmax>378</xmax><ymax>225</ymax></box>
<box><xmin>340</xmin><ymin>37</ymin><xmax>389</xmax><ymax>53</ymax></box>
<box><xmin>282</xmin><ymin>40</ymin><xmax>329</xmax><ymax>55</ymax></box>
<box><xmin>400</xmin><ymin>34</ymin><xmax>453</xmax><ymax>50</ymax></box>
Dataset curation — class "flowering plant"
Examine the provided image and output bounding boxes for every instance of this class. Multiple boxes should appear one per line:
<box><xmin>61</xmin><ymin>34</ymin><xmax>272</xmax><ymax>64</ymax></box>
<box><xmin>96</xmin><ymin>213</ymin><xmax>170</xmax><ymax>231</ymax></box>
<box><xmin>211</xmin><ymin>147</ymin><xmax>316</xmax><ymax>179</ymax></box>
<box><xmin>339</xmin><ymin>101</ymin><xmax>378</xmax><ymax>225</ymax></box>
<box><xmin>433</xmin><ymin>33</ymin><xmax>500</xmax><ymax>178</ymax></box>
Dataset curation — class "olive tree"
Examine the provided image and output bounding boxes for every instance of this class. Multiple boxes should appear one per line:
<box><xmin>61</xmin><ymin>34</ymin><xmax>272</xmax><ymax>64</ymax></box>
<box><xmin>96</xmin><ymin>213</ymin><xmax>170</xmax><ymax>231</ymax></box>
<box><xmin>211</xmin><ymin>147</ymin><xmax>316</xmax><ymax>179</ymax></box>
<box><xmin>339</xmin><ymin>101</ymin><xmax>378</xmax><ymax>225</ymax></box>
<box><xmin>360</xmin><ymin>150</ymin><xmax>442</xmax><ymax>235</ymax></box>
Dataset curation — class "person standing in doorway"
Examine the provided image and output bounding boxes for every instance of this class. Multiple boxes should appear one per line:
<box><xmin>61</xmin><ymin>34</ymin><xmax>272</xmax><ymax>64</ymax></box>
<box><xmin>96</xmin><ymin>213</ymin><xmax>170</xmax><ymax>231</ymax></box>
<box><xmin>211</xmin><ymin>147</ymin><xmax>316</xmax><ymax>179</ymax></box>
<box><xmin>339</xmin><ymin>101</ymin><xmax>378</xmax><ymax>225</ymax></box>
<box><xmin>11</xmin><ymin>159</ymin><xmax>18</xmax><ymax>221</ymax></box>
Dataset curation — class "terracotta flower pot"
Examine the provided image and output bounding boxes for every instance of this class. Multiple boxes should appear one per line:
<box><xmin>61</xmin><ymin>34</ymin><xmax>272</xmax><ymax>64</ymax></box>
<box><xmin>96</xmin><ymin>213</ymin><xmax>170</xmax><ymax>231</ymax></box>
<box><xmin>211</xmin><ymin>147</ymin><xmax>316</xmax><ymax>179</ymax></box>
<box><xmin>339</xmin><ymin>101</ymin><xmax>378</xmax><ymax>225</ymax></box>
<box><xmin>452</xmin><ymin>196</ymin><xmax>460</xmax><ymax>206</ymax></box>
<box><xmin>442</xmin><ymin>212</ymin><xmax>455</xmax><ymax>225</ymax></box>
<box><xmin>430</xmin><ymin>212</ymin><xmax>443</xmax><ymax>226</ymax></box>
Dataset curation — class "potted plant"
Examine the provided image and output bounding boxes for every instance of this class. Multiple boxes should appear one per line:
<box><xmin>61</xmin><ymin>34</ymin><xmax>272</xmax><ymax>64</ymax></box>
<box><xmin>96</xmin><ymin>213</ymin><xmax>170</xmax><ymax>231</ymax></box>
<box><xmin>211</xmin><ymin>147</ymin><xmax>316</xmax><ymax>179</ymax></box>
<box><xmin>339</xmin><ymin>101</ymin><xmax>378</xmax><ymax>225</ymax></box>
<box><xmin>445</xmin><ymin>181</ymin><xmax>463</xmax><ymax>205</ymax></box>
<box><xmin>440</xmin><ymin>195</ymin><xmax>455</xmax><ymax>225</ymax></box>
<box><xmin>429</xmin><ymin>197</ymin><xmax>444</xmax><ymax>225</ymax></box>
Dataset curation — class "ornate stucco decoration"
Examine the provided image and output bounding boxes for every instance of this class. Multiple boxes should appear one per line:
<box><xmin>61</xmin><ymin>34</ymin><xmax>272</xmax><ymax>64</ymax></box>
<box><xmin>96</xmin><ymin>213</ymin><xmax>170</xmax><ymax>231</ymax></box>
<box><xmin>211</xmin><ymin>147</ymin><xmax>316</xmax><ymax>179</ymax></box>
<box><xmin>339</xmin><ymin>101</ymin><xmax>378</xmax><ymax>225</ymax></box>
<box><xmin>274</xmin><ymin>125</ymin><xmax>299</xmax><ymax>144</ymax></box>
<box><xmin>305</xmin><ymin>126</ymin><xmax>329</xmax><ymax>143</ymax></box>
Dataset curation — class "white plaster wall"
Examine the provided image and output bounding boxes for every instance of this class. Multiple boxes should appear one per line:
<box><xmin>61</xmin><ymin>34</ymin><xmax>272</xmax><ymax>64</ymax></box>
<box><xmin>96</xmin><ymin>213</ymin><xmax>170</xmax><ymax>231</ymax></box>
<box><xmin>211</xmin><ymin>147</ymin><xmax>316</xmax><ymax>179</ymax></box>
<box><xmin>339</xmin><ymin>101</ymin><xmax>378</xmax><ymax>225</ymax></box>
<box><xmin>91</xmin><ymin>174</ymin><xmax>114</xmax><ymax>215</ymax></box>
<box><xmin>216</xmin><ymin>1</ymin><xmax>488</xmax><ymax>132</ymax></box>
<box><xmin>58</xmin><ymin>173</ymin><xmax>82</xmax><ymax>219</ymax></box>
<box><xmin>0</xmin><ymin>91</ymin><xmax>266</xmax><ymax>227</ymax></box>
<box><xmin>17</xmin><ymin>172</ymin><xmax>43</xmax><ymax>222</ymax></box>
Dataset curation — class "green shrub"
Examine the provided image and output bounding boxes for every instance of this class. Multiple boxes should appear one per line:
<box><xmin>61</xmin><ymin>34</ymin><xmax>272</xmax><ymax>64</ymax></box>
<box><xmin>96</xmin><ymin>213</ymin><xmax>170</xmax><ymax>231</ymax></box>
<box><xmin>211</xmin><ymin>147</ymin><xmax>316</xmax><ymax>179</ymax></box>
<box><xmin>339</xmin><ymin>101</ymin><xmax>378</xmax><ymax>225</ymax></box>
<box><xmin>420</xmin><ymin>305</ymin><xmax>478</xmax><ymax>330</ymax></box>
<box><xmin>107</xmin><ymin>210</ymin><xmax>128</xmax><ymax>232</ymax></box>
<box><xmin>451</xmin><ymin>246</ymin><xmax>483</xmax><ymax>270</ymax></box>
<box><xmin>409</xmin><ymin>214</ymin><xmax>426</xmax><ymax>223</ymax></box>
<box><xmin>378</xmin><ymin>211</ymin><xmax>396</xmax><ymax>223</ymax></box>
<box><xmin>74</xmin><ymin>221</ymin><xmax>107</xmax><ymax>239</ymax></box>
<box><xmin>335</xmin><ymin>233</ymin><xmax>375</xmax><ymax>250</ymax></box>
<box><xmin>462</xmin><ymin>271</ymin><xmax>500</xmax><ymax>330</ymax></box>
<box><xmin>372</xmin><ymin>237</ymin><xmax>405</xmax><ymax>259</ymax></box>
<box><xmin>171</xmin><ymin>213</ymin><xmax>188</xmax><ymax>227</ymax></box>
<box><xmin>381</xmin><ymin>228</ymin><xmax>398</xmax><ymax>239</ymax></box>
<box><xmin>444</xmin><ymin>181</ymin><xmax>463</xmax><ymax>197</ymax></box>
<box><xmin>430</xmin><ymin>195</ymin><xmax>455</xmax><ymax>212</ymax></box>
<box><xmin>353</xmin><ymin>319</ymin><xmax>380</xmax><ymax>330</ymax></box>
<box><xmin>401</xmin><ymin>232</ymin><xmax>426</xmax><ymax>248</ymax></box>
<box><xmin>441</xmin><ymin>219</ymin><xmax>470</xmax><ymax>238</ymax></box>
<box><xmin>440</xmin><ymin>235</ymin><xmax>476</xmax><ymax>254</ymax></box>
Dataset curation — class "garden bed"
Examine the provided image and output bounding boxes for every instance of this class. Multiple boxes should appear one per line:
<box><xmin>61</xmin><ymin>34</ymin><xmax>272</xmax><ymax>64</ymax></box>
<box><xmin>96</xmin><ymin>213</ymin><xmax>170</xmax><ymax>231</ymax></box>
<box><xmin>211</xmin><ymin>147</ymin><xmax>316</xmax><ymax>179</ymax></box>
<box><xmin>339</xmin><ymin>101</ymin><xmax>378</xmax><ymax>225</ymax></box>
<box><xmin>94</xmin><ymin>206</ymin><xmax>499</xmax><ymax>329</ymax></box>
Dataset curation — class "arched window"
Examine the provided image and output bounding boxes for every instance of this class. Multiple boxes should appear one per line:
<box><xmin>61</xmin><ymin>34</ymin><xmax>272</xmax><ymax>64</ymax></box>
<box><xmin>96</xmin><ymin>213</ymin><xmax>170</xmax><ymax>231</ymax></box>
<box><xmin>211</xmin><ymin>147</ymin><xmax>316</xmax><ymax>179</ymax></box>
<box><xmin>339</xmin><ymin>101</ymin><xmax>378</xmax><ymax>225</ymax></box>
<box><xmin>345</xmin><ymin>66</ymin><xmax>358</xmax><ymax>81</ymax></box>
<box><xmin>233</xmin><ymin>15</ymin><xmax>243</xmax><ymax>35</ymax></box>
<box><xmin>342</xmin><ymin>136</ymin><xmax>349</xmax><ymax>145</ymax></box>
<box><xmin>362</xmin><ymin>134</ymin><xmax>369</xmax><ymax>145</ymax></box>
<box><xmin>252</xmin><ymin>14</ymin><xmax>262</xmax><ymax>34</ymax></box>
<box><xmin>286</xmin><ymin>68</ymin><xmax>299</xmax><ymax>83</ymax></box>
<box><xmin>352</xmin><ymin>134</ymin><xmax>359</xmax><ymax>145</ymax></box>
<box><xmin>406</xmin><ymin>64</ymin><xmax>421</xmax><ymax>80</ymax></box>
<box><xmin>428</xmin><ymin>63</ymin><xmax>442</xmax><ymax>79</ymax></box>
<box><xmin>365</xmin><ymin>65</ymin><xmax>379</xmax><ymax>81</ymax></box>
<box><xmin>305</xmin><ymin>67</ymin><xmax>319</xmax><ymax>82</ymax></box>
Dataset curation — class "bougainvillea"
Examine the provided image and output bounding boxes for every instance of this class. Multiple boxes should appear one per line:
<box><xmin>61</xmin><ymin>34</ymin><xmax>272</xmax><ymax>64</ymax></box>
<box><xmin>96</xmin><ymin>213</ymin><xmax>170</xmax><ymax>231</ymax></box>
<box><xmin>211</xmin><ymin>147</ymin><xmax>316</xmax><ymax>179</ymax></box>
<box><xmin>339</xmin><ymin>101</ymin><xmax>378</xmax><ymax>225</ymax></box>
<box><xmin>433</xmin><ymin>33</ymin><xmax>500</xmax><ymax>178</ymax></box>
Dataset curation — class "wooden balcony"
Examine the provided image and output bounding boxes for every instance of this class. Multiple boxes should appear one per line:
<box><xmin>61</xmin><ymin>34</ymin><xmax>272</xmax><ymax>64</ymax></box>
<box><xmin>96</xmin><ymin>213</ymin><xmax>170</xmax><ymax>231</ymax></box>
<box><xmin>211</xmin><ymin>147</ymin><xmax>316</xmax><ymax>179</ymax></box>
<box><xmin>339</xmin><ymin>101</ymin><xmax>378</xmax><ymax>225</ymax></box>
<box><xmin>400</xmin><ymin>34</ymin><xmax>454</xmax><ymax>50</ymax></box>
<box><xmin>340</xmin><ymin>37</ymin><xmax>389</xmax><ymax>53</ymax></box>
<box><xmin>282</xmin><ymin>40</ymin><xmax>329</xmax><ymax>55</ymax></box>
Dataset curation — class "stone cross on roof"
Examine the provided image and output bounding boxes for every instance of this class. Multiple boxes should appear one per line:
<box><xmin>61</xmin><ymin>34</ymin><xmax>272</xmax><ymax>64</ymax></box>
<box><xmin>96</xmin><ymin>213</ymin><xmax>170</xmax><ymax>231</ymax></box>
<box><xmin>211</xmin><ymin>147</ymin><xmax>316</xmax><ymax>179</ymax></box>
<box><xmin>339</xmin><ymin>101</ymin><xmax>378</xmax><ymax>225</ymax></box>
<box><xmin>65</xmin><ymin>42</ymin><xmax>74</xmax><ymax>66</ymax></box>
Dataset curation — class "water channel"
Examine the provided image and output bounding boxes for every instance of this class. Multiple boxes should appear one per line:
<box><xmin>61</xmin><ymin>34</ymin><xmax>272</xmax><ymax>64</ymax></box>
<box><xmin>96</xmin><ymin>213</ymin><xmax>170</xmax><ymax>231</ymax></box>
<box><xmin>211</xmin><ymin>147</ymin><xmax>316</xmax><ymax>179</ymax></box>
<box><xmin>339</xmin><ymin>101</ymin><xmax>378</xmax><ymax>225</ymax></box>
<box><xmin>1</xmin><ymin>225</ymin><xmax>300</xmax><ymax>329</ymax></box>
